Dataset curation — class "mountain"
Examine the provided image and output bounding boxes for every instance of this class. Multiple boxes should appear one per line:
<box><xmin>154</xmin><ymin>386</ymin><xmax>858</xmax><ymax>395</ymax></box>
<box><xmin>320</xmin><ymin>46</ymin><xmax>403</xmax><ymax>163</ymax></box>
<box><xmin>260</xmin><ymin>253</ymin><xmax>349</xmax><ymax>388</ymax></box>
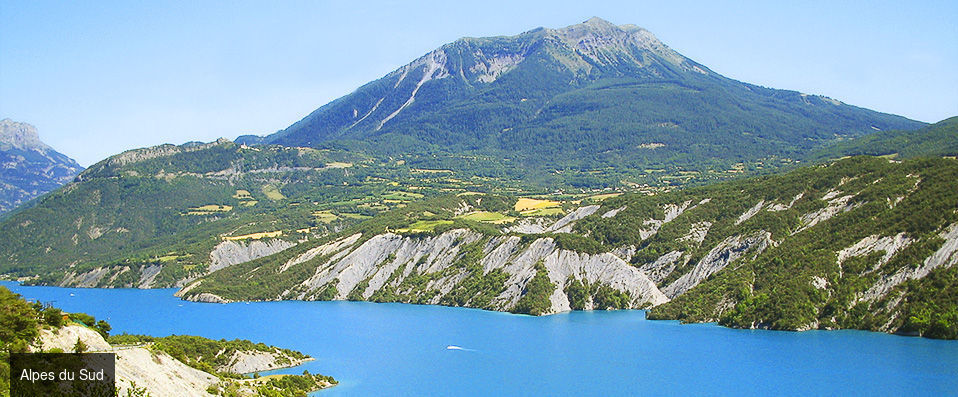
<box><xmin>0</xmin><ymin>138</ymin><xmax>551</xmax><ymax>287</ymax></box>
<box><xmin>259</xmin><ymin>17</ymin><xmax>922</xmax><ymax>179</ymax></box>
<box><xmin>810</xmin><ymin>116</ymin><xmax>958</xmax><ymax>161</ymax></box>
<box><xmin>0</xmin><ymin>119</ymin><xmax>83</xmax><ymax>214</ymax></box>
<box><xmin>0</xmin><ymin>19</ymin><xmax>952</xmax><ymax>339</ymax></box>
<box><xmin>177</xmin><ymin>156</ymin><xmax>958</xmax><ymax>338</ymax></box>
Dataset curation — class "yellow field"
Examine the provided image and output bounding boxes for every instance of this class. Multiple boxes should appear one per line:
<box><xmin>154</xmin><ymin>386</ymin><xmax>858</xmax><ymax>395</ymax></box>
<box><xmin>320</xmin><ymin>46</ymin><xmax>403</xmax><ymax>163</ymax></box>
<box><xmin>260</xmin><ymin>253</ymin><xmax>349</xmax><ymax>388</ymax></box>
<box><xmin>326</xmin><ymin>162</ymin><xmax>353</xmax><ymax>168</ymax></box>
<box><xmin>224</xmin><ymin>230</ymin><xmax>283</xmax><ymax>241</ymax></box>
<box><xmin>411</xmin><ymin>168</ymin><xmax>454</xmax><ymax>173</ymax></box>
<box><xmin>261</xmin><ymin>185</ymin><xmax>286</xmax><ymax>200</ymax></box>
<box><xmin>514</xmin><ymin>198</ymin><xmax>560</xmax><ymax>212</ymax></box>
<box><xmin>232</xmin><ymin>190</ymin><xmax>252</xmax><ymax>199</ymax></box>
<box><xmin>589</xmin><ymin>193</ymin><xmax>622</xmax><ymax>202</ymax></box>
<box><xmin>521</xmin><ymin>207</ymin><xmax>564</xmax><ymax>217</ymax></box>
<box><xmin>457</xmin><ymin>211</ymin><xmax>516</xmax><ymax>224</ymax></box>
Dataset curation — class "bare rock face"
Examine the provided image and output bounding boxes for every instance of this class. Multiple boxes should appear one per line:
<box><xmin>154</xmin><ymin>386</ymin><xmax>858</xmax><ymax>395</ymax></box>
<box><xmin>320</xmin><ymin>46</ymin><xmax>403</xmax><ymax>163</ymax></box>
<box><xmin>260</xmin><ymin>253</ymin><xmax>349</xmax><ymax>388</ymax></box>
<box><xmin>34</xmin><ymin>324</ymin><xmax>218</xmax><ymax>397</ymax></box>
<box><xmin>663</xmin><ymin>231</ymin><xmax>773</xmax><ymax>298</ymax></box>
<box><xmin>221</xmin><ymin>349</ymin><xmax>311</xmax><ymax>374</ymax></box>
<box><xmin>35</xmin><ymin>323</ymin><xmax>112</xmax><ymax>352</ymax></box>
<box><xmin>278</xmin><ymin>228</ymin><xmax>667</xmax><ymax>314</ymax></box>
<box><xmin>209</xmin><ymin>239</ymin><xmax>296</xmax><ymax>273</ymax></box>
<box><xmin>0</xmin><ymin>119</ymin><xmax>83</xmax><ymax>213</ymax></box>
<box><xmin>862</xmin><ymin>223</ymin><xmax>958</xmax><ymax>302</ymax></box>
<box><xmin>0</xmin><ymin>119</ymin><xmax>48</xmax><ymax>150</ymax></box>
<box><xmin>114</xmin><ymin>348</ymin><xmax>218</xmax><ymax>397</ymax></box>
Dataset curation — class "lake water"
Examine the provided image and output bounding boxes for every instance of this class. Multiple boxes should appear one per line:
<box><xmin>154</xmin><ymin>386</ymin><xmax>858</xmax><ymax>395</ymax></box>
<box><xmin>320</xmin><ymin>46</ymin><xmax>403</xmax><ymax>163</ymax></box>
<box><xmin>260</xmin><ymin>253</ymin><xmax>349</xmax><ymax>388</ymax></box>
<box><xmin>4</xmin><ymin>281</ymin><xmax>956</xmax><ymax>396</ymax></box>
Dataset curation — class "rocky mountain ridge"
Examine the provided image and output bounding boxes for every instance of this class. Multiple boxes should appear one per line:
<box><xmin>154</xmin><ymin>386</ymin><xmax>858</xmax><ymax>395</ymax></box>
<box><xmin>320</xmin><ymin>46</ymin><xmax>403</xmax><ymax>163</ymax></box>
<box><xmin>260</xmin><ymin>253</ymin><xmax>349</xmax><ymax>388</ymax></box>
<box><xmin>0</xmin><ymin>119</ymin><xmax>83</xmax><ymax>214</ymax></box>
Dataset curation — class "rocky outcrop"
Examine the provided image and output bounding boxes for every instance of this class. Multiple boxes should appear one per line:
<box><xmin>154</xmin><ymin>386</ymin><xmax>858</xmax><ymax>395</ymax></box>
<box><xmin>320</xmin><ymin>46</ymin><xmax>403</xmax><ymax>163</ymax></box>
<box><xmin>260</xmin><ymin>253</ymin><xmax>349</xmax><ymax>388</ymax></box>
<box><xmin>795</xmin><ymin>190</ymin><xmax>860</xmax><ymax>234</ymax></box>
<box><xmin>862</xmin><ymin>223</ymin><xmax>958</xmax><ymax>302</ymax></box>
<box><xmin>222</xmin><ymin>349</ymin><xmax>312</xmax><ymax>374</ymax></box>
<box><xmin>189</xmin><ymin>292</ymin><xmax>231</xmax><ymax>303</ymax></box>
<box><xmin>279</xmin><ymin>228</ymin><xmax>667</xmax><ymax>314</ymax></box>
<box><xmin>35</xmin><ymin>323</ymin><xmax>111</xmax><ymax>352</ymax></box>
<box><xmin>103</xmin><ymin>138</ymin><xmax>230</xmax><ymax>168</ymax></box>
<box><xmin>33</xmin><ymin>323</ymin><xmax>326</xmax><ymax>396</ymax></box>
<box><xmin>837</xmin><ymin>233</ymin><xmax>912</xmax><ymax>275</ymax></box>
<box><xmin>0</xmin><ymin>119</ymin><xmax>83</xmax><ymax>213</ymax></box>
<box><xmin>34</xmin><ymin>324</ymin><xmax>217</xmax><ymax>397</ymax></box>
<box><xmin>280</xmin><ymin>233</ymin><xmax>362</xmax><ymax>272</ymax></box>
<box><xmin>114</xmin><ymin>347</ymin><xmax>218</xmax><ymax>397</ymax></box>
<box><xmin>735</xmin><ymin>200</ymin><xmax>765</xmax><ymax>225</ymax></box>
<box><xmin>548</xmin><ymin>205</ymin><xmax>600</xmax><ymax>233</ymax></box>
<box><xmin>53</xmin><ymin>239</ymin><xmax>297</xmax><ymax>289</ymax></box>
<box><xmin>209</xmin><ymin>238</ymin><xmax>296</xmax><ymax>273</ymax></box>
<box><xmin>664</xmin><ymin>231</ymin><xmax>772</xmax><ymax>298</ymax></box>
<box><xmin>637</xmin><ymin>200</ymin><xmax>693</xmax><ymax>240</ymax></box>
<box><xmin>640</xmin><ymin>250</ymin><xmax>685</xmax><ymax>285</ymax></box>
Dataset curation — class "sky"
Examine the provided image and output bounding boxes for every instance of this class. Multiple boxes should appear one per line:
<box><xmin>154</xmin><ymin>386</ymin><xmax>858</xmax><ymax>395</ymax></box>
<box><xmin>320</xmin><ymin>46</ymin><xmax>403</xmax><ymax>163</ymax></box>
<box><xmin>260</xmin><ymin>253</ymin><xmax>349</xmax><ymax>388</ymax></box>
<box><xmin>1</xmin><ymin>0</ymin><xmax>956</xmax><ymax>166</ymax></box>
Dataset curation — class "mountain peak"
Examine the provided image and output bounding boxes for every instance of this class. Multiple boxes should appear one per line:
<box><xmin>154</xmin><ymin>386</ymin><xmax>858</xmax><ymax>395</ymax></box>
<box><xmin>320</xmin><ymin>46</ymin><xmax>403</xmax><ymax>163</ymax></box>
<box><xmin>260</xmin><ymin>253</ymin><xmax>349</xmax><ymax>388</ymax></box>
<box><xmin>0</xmin><ymin>119</ymin><xmax>48</xmax><ymax>151</ymax></box>
<box><xmin>0</xmin><ymin>119</ymin><xmax>83</xmax><ymax>213</ymax></box>
<box><xmin>582</xmin><ymin>16</ymin><xmax>618</xmax><ymax>28</ymax></box>
<box><xmin>267</xmin><ymin>19</ymin><xmax>922</xmax><ymax>153</ymax></box>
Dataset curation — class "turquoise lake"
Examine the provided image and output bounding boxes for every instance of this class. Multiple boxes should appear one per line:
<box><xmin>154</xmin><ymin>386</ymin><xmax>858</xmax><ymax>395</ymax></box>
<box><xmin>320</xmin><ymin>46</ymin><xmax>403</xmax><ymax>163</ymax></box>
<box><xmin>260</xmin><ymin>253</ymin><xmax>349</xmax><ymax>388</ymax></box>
<box><xmin>4</xmin><ymin>281</ymin><xmax>956</xmax><ymax>396</ymax></box>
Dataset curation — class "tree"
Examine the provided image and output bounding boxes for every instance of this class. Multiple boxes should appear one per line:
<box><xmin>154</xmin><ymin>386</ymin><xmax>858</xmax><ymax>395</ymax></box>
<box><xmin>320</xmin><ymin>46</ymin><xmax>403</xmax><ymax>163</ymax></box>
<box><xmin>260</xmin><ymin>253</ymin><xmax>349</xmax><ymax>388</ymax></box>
<box><xmin>0</xmin><ymin>286</ymin><xmax>39</xmax><ymax>353</ymax></box>
<box><xmin>94</xmin><ymin>320</ymin><xmax>112</xmax><ymax>338</ymax></box>
<box><xmin>73</xmin><ymin>337</ymin><xmax>88</xmax><ymax>353</ymax></box>
<box><xmin>43</xmin><ymin>307</ymin><xmax>64</xmax><ymax>327</ymax></box>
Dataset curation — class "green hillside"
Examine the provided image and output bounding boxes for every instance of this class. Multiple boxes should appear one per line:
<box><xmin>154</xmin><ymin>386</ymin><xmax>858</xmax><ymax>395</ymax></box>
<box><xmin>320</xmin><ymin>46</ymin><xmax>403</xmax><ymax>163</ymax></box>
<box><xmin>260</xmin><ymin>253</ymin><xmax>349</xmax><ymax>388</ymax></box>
<box><xmin>179</xmin><ymin>156</ymin><xmax>958</xmax><ymax>338</ymax></box>
<box><xmin>810</xmin><ymin>116</ymin><xmax>958</xmax><ymax>161</ymax></box>
<box><xmin>265</xmin><ymin>18</ymin><xmax>922</xmax><ymax>181</ymax></box>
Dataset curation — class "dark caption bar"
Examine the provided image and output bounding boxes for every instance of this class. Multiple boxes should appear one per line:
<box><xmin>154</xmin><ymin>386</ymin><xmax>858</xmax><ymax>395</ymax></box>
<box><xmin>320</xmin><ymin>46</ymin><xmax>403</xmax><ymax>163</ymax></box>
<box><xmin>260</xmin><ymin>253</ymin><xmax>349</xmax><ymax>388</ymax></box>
<box><xmin>10</xmin><ymin>353</ymin><xmax>115</xmax><ymax>397</ymax></box>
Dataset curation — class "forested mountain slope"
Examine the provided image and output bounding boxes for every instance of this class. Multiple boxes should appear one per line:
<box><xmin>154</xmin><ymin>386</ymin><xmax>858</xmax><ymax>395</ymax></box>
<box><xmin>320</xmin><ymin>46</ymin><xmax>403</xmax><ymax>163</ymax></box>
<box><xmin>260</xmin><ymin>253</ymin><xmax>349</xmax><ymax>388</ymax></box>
<box><xmin>811</xmin><ymin>116</ymin><xmax>958</xmax><ymax>161</ymax></box>
<box><xmin>180</xmin><ymin>157</ymin><xmax>958</xmax><ymax>338</ymax></box>
<box><xmin>262</xmin><ymin>18</ymin><xmax>922</xmax><ymax>179</ymax></box>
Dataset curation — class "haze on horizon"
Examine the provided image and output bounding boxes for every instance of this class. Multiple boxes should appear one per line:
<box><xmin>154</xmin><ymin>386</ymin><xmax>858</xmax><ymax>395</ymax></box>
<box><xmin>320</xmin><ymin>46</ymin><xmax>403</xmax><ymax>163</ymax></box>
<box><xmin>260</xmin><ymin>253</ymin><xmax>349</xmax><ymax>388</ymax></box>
<box><xmin>1</xmin><ymin>0</ymin><xmax>955</xmax><ymax>167</ymax></box>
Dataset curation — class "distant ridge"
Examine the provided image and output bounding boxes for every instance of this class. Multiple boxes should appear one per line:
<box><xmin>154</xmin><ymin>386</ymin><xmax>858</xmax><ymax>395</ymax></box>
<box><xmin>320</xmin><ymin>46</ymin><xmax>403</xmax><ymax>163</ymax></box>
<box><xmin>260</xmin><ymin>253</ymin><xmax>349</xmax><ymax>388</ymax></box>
<box><xmin>0</xmin><ymin>119</ymin><xmax>83</xmax><ymax>214</ymax></box>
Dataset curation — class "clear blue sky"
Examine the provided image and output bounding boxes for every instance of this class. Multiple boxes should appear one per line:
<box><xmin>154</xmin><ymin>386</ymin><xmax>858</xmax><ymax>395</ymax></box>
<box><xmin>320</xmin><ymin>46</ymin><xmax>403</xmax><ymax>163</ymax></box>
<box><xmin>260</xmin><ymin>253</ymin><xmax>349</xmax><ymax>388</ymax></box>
<box><xmin>1</xmin><ymin>0</ymin><xmax>956</xmax><ymax>166</ymax></box>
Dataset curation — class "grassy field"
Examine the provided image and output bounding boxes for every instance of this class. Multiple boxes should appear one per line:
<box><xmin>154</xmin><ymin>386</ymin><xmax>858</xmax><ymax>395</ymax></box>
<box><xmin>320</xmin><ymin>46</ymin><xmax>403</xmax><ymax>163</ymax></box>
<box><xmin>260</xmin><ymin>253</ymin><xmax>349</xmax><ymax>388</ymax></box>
<box><xmin>261</xmin><ymin>185</ymin><xmax>286</xmax><ymax>200</ymax></box>
<box><xmin>340</xmin><ymin>213</ymin><xmax>372</xmax><ymax>220</ymax></box>
<box><xmin>396</xmin><ymin>220</ymin><xmax>454</xmax><ymax>233</ymax></box>
<box><xmin>383</xmin><ymin>191</ymin><xmax>425</xmax><ymax>201</ymax></box>
<box><xmin>312</xmin><ymin>210</ymin><xmax>339</xmax><ymax>223</ymax></box>
<box><xmin>457</xmin><ymin>211</ymin><xmax>516</xmax><ymax>224</ymax></box>
<box><xmin>588</xmin><ymin>193</ymin><xmax>622</xmax><ymax>202</ymax></box>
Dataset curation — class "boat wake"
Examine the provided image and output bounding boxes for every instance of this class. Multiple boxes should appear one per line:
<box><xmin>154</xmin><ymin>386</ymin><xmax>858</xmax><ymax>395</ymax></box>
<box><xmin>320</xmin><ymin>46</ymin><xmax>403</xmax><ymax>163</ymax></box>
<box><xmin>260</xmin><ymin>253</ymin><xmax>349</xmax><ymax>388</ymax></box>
<box><xmin>446</xmin><ymin>345</ymin><xmax>476</xmax><ymax>352</ymax></box>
